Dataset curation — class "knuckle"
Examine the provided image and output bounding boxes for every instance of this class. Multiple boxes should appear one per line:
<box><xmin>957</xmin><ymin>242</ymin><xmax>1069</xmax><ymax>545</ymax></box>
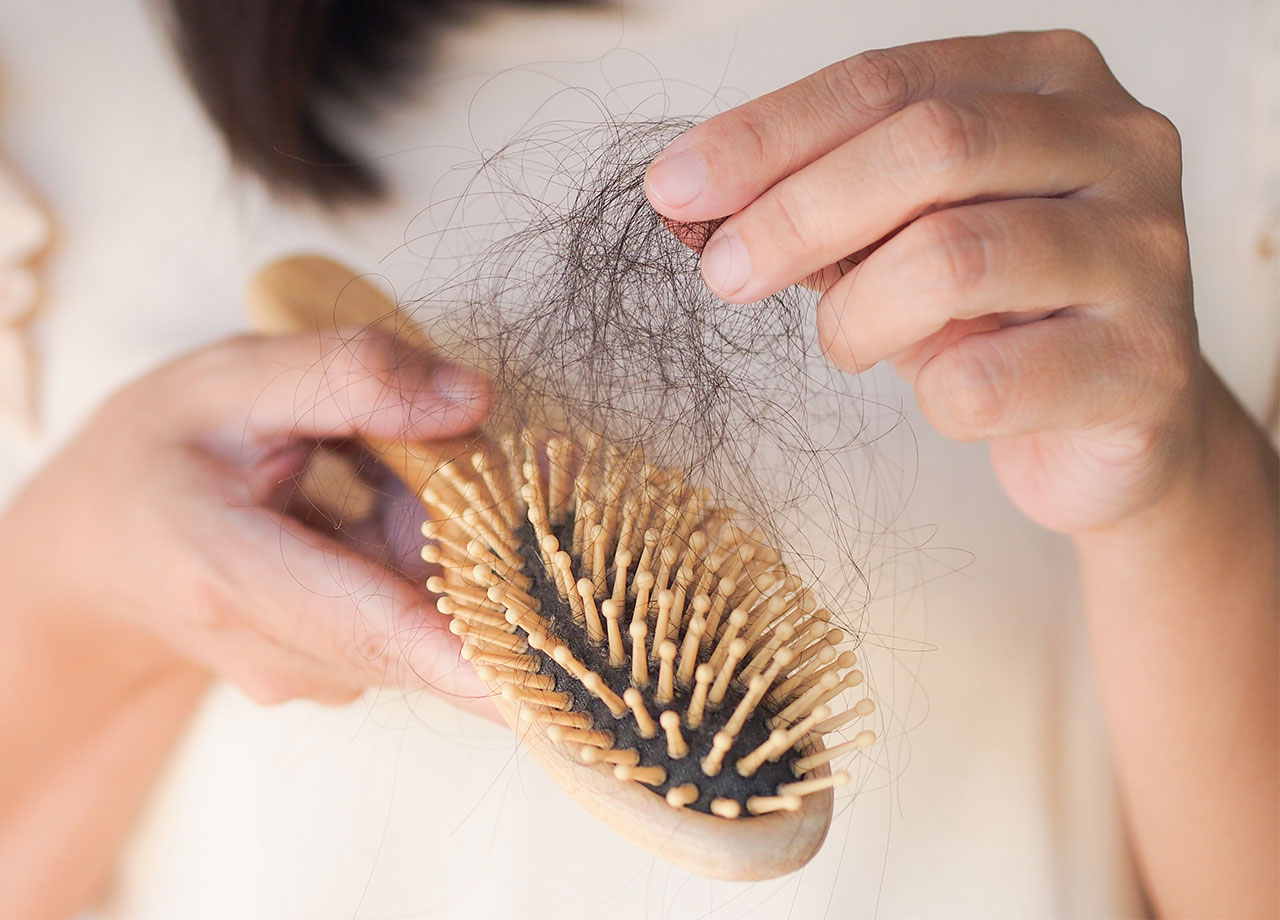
<box><xmin>189</xmin><ymin>577</ymin><xmax>238</xmax><ymax>631</ymax></box>
<box><xmin>1132</xmin><ymin>107</ymin><xmax>1183</xmax><ymax>170</ymax></box>
<box><xmin>321</xmin><ymin>333</ymin><xmax>401</xmax><ymax>414</ymax></box>
<box><xmin>889</xmin><ymin>98</ymin><xmax>988</xmax><ymax>176</ymax></box>
<box><xmin>726</xmin><ymin>109</ymin><xmax>777</xmax><ymax>166</ymax></box>
<box><xmin>314</xmin><ymin>684</ymin><xmax>365</xmax><ymax>707</ymax></box>
<box><xmin>1144</xmin><ymin>213</ymin><xmax>1191</xmax><ymax>271</ymax></box>
<box><xmin>708</xmin><ymin>107</ymin><xmax>791</xmax><ymax>175</ymax></box>
<box><xmin>169</xmin><ymin>334</ymin><xmax>262</xmax><ymax>390</ymax></box>
<box><xmin>815</xmin><ymin>287</ymin><xmax>863</xmax><ymax>373</ymax></box>
<box><xmin>829</xmin><ymin>49</ymin><xmax>916</xmax><ymax>116</ymax></box>
<box><xmin>338</xmin><ymin>329</ymin><xmax>397</xmax><ymax>378</ymax></box>
<box><xmin>1129</xmin><ymin>315</ymin><xmax>1197</xmax><ymax>400</ymax></box>
<box><xmin>920</xmin><ymin>345</ymin><xmax>1006</xmax><ymax>438</ymax></box>
<box><xmin>239</xmin><ymin>674</ymin><xmax>302</xmax><ymax>707</ymax></box>
<box><xmin>1039</xmin><ymin>28</ymin><xmax>1104</xmax><ymax>64</ymax></box>
<box><xmin>761</xmin><ymin>182</ymin><xmax>821</xmax><ymax>260</ymax></box>
<box><xmin>918</xmin><ymin>210</ymin><xmax>991</xmax><ymax>293</ymax></box>
<box><xmin>348</xmin><ymin>624</ymin><xmax>393</xmax><ymax>675</ymax></box>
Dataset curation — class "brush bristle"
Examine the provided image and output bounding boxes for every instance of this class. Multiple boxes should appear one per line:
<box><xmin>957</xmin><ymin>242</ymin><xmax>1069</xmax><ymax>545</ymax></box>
<box><xmin>420</xmin><ymin>431</ymin><xmax>875</xmax><ymax>817</ymax></box>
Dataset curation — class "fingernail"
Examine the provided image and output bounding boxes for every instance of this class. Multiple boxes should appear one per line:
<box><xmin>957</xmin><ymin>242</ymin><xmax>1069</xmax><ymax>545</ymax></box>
<box><xmin>646</xmin><ymin>146</ymin><xmax>707</xmax><ymax>209</ymax></box>
<box><xmin>433</xmin><ymin>363</ymin><xmax>488</xmax><ymax>405</ymax></box>
<box><xmin>700</xmin><ymin>231</ymin><xmax>752</xmax><ymax>296</ymax></box>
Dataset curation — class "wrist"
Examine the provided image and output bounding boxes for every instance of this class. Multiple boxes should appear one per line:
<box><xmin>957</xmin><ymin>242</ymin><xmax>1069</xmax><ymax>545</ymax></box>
<box><xmin>1074</xmin><ymin>360</ymin><xmax>1278</xmax><ymax>565</ymax></box>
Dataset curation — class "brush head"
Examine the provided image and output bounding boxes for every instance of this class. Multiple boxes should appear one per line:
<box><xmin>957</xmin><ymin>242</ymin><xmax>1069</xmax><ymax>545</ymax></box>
<box><xmin>413</xmin><ymin>430</ymin><xmax>875</xmax><ymax>877</ymax></box>
<box><xmin>242</xmin><ymin>255</ymin><xmax>876</xmax><ymax>878</ymax></box>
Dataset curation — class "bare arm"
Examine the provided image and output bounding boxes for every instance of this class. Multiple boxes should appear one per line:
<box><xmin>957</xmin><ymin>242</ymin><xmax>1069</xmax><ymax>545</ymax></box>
<box><xmin>0</xmin><ymin>543</ymin><xmax>207</xmax><ymax>916</ymax></box>
<box><xmin>1076</xmin><ymin>365</ymin><xmax>1278</xmax><ymax>917</ymax></box>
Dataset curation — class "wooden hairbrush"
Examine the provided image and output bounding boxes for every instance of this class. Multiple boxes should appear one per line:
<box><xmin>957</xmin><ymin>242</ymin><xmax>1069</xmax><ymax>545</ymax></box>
<box><xmin>245</xmin><ymin>255</ymin><xmax>876</xmax><ymax>880</ymax></box>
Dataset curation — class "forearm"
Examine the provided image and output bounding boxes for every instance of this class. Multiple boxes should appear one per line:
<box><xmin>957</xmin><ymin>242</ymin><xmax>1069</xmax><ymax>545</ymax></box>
<box><xmin>1075</xmin><ymin>362</ymin><xmax>1279</xmax><ymax>918</ymax></box>
<box><xmin>0</xmin><ymin>496</ymin><xmax>209</xmax><ymax>917</ymax></box>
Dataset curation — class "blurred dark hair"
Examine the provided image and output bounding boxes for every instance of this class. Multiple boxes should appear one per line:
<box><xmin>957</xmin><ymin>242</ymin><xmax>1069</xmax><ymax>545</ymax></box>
<box><xmin>161</xmin><ymin>0</ymin><xmax>601</xmax><ymax>204</ymax></box>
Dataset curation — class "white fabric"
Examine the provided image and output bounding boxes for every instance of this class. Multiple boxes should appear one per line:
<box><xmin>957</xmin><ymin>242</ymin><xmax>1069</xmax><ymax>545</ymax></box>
<box><xmin>0</xmin><ymin>1</ymin><xmax>1273</xmax><ymax>917</ymax></box>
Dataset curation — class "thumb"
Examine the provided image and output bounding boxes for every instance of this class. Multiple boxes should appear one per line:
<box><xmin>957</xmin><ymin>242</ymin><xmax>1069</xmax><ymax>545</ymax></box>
<box><xmin>181</xmin><ymin>329</ymin><xmax>491</xmax><ymax>444</ymax></box>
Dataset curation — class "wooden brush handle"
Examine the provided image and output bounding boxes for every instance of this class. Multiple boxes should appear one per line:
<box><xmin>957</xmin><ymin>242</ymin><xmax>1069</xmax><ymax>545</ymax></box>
<box><xmin>245</xmin><ymin>255</ymin><xmax>431</xmax><ymax>348</ymax></box>
<box><xmin>243</xmin><ymin>254</ymin><xmax>835</xmax><ymax>881</ymax></box>
<box><xmin>245</xmin><ymin>255</ymin><xmax>473</xmax><ymax>495</ymax></box>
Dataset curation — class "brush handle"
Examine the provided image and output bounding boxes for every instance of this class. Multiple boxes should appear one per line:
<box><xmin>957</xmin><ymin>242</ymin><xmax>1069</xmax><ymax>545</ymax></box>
<box><xmin>244</xmin><ymin>255</ymin><xmax>474</xmax><ymax>494</ymax></box>
<box><xmin>243</xmin><ymin>255</ymin><xmax>835</xmax><ymax>881</ymax></box>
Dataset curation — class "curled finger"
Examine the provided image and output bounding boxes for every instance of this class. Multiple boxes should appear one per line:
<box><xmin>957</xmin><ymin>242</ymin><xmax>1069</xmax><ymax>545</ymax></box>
<box><xmin>815</xmin><ymin>196</ymin><xmax>1139</xmax><ymax>372</ymax></box>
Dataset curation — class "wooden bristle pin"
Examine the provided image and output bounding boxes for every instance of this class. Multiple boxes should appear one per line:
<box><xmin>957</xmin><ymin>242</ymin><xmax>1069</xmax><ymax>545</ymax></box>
<box><xmin>578</xmin><ymin>578</ymin><xmax>604</xmax><ymax>642</ymax></box>
<box><xmin>460</xmin><ymin>645</ymin><xmax>540</xmax><ymax>673</ymax></box>
<box><xmin>660</xmin><ymin>710</ymin><xmax>689</xmax><ymax>759</ymax></box>
<box><xmin>582</xmin><ymin>671</ymin><xmax>627</xmax><ymax>718</ymax></box>
<box><xmin>814</xmin><ymin>698</ymin><xmax>876</xmax><ymax>735</ymax></box>
<box><xmin>502</xmin><ymin>684</ymin><xmax>571</xmax><ymax>710</ymax></box>
<box><xmin>246</xmin><ymin>256</ymin><xmax>878</xmax><ymax>883</ymax></box>
<box><xmin>657</xmin><ymin>640</ymin><xmax>677</xmax><ymax>704</ymax></box>
<box><xmin>701</xmin><ymin>731</ymin><xmax>733</xmax><ymax>778</ymax></box>
<box><xmin>666</xmin><ymin>783</ymin><xmax>699</xmax><ymax>809</ymax></box>
<box><xmin>616</xmin><ymin>764</ymin><xmax>667</xmax><ymax>786</ymax></box>
<box><xmin>623</xmin><ymin>687</ymin><xmax>657</xmax><ymax>738</ymax></box>
<box><xmin>738</xmin><ymin>705</ymin><xmax>830</xmax><ymax>777</ymax></box>
<box><xmin>778</xmin><ymin>772</ymin><xmax>850</xmax><ymax>798</ymax></box>
<box><xmin>771</xmin><ymin>645</ymin><xmax>839</xmax><ymax>703</ymax></box>
<box><xmin>709</xmin><ymin>638</ymin><xmax>748</xmax><ymax>706</ymax></box>
<box><xmin>591</xmin><ymin>523</ymin><xmax>608</xmax><ymax>595</ymax></box>
<box><xmin>709</xmin><ymin>609</ymin><xmax>748</xmax><ymax>673</ymax></box>
<box><xmin>602</xmin><ymin>598</ymin><xmax>625</xmax><ymax>667</ymax></box>
<box><xmin>611</xmin><ymin>550</ymin><xmax>632</xmax><ymax>606</ymax></box>
<box><xmin>546</xmin><ymin>725</ymin><xmax>613</xmax><ymax>749</ymax></box>
<box><xmin>702</xmin><ymin>576</ymin><xmax>736</xmax><ymax>643</ymax></box>
<box><xmin>687</xmin><ymin>663</ymin><xmax>713</xmax><ymax>729</ymax></box>
<box><xmin>449</xmin><ymin>619</ymin><xmax>525</xmax><ymax>653</ymax></box>
<box><xmin>710</xmin><ymin>798</ymin><xmax>742</xmax><ymax>819</ymax></box>
<box><xmin>632</xmin><ymin>570</ymin><xmax>655</xmax><ymax>624</ymax></box>
<box><xmin>654</xmin><ymin>589</ymin><xmax>675</xmax><ymax>651</ymax></box>
<box><xmin>676</xmin><ymin>611</ymin><xmax>706</xmax><ymax>686</ymax></box>
<box><xmin>581</xmin><ymin>745</ymin><xmax>640</xmax><ymax>767</ymax></box>
<box><xmin>476</xmin><ymin>665</ymin><xmax>555</xmax><ymax>692</ymax></box>
<box><xmin>629</xmin><ymin>620</ymin><xmax>650</xmax><ymax>685</ymax></box>
<box><xmin>793</xmin><ymin>731</ymin><xmax>876</xmax><ymax>774</ymax></box>
<box><xmin>521</xmin><ymin>708</ymin><xmax>593</xmax><ymax>731</ymax></box>
<box><xmin>550</xmin><ymin>643</ymin><xmax>589</xmax><ymax>681</ymax></box>
<box><xmin>746</xmin><ymin>795</ymin><xmax>801</xmax><ymax>816</ymax></box>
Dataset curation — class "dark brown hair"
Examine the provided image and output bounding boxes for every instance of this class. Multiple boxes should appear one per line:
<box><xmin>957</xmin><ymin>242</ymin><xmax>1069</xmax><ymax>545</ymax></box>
<box><xmin>162</xmin><ymin>0</ymin><xmax>600</xmax><ymax>203</ymax></box>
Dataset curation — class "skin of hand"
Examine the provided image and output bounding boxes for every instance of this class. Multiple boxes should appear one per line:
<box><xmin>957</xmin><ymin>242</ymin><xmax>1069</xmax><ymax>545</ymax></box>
<box><xmin>0</xmin><ymin>329</ymin><xmax>502</xmax><ymax>914</ymax></box>
<box><xmin>646</xmin><ymin>29</ymin><xmax>1279</xmax><ymax>919</ymax></box>
<box><xmin>646</xmin><ymin>28</ymin><xmax>1200</xmax><ymax>537</ymax></box>
<box><xmin>0</xmin><ymin>329</ymin><xmax>497</xmax><ymax>711</ymax></box>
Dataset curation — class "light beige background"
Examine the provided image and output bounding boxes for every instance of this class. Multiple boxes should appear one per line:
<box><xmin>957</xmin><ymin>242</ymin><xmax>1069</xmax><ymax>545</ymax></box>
<box><xmin>0</xmin><ymin>1</ymin><xmax>1274</xmax><ymax>917</ymax></box>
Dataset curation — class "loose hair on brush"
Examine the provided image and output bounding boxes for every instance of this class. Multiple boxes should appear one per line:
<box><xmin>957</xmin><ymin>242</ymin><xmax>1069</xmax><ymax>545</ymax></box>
<box><xmin>394</xmin><ymin>117</ymin><xmax>891</xmax><ymax>852</ymax></box>
<box><xmin>402</xmin><ymin>114</ymin><xmax>886</xmax><ymax>617</ymax></box>
<box><xmin>249</xmin><ymin>110</ymin><xmax>896</xmax><ymax>874</ymax></box>
<box><xmin>159</xmin><ymin>0</ymin><xmax>605</xmax><ymax>202</ymax></box>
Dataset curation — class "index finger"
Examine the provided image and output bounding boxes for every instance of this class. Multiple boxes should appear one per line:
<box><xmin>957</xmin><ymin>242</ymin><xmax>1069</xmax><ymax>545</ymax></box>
<box><xmin>163</xmin><ymin>330</ymin><xmax>491</xmax><ymax>446</ymax></box>
<box><xmin>645</xmin><ymin>29</ymin><xmax>1109</xmax><ymax>222</ymax></box>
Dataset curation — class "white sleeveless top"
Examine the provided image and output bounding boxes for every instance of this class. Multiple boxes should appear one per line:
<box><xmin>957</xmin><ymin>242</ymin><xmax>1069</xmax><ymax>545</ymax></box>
<box><xmin>0</xmin><ymin>1</ymin><xmax>1273</xmax><ymax>917</ymax></box>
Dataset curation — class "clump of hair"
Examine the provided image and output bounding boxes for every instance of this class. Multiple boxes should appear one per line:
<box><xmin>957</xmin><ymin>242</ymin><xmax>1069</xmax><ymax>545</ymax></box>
<box><xmin>407</xmin><ymin>116</ymin><xmax>883</xmax><ymax>624</ymax></box>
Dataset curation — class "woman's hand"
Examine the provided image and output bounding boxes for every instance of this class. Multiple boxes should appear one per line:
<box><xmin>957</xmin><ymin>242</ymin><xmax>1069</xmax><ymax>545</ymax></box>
<box><xmin>646</xmin><ymin>29</ymin><xmax>1200</xmax><ymax>536</ymax></box>
<box><xmin>1</xmin><ymin>330</ymin><xmax>494</xmax><ymax>710</ymax></box>
<box><xmin>648</xmin><ymin>31</ymin><xmax>1279</xmax><ymax>917</ymax></box>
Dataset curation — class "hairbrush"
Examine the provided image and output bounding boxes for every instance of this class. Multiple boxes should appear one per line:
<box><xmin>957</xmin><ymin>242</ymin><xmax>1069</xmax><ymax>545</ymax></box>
<box><xmin>246</xmin><ymin>255</ymin><xmax>876</xmax><ymax>880</ymax></box>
